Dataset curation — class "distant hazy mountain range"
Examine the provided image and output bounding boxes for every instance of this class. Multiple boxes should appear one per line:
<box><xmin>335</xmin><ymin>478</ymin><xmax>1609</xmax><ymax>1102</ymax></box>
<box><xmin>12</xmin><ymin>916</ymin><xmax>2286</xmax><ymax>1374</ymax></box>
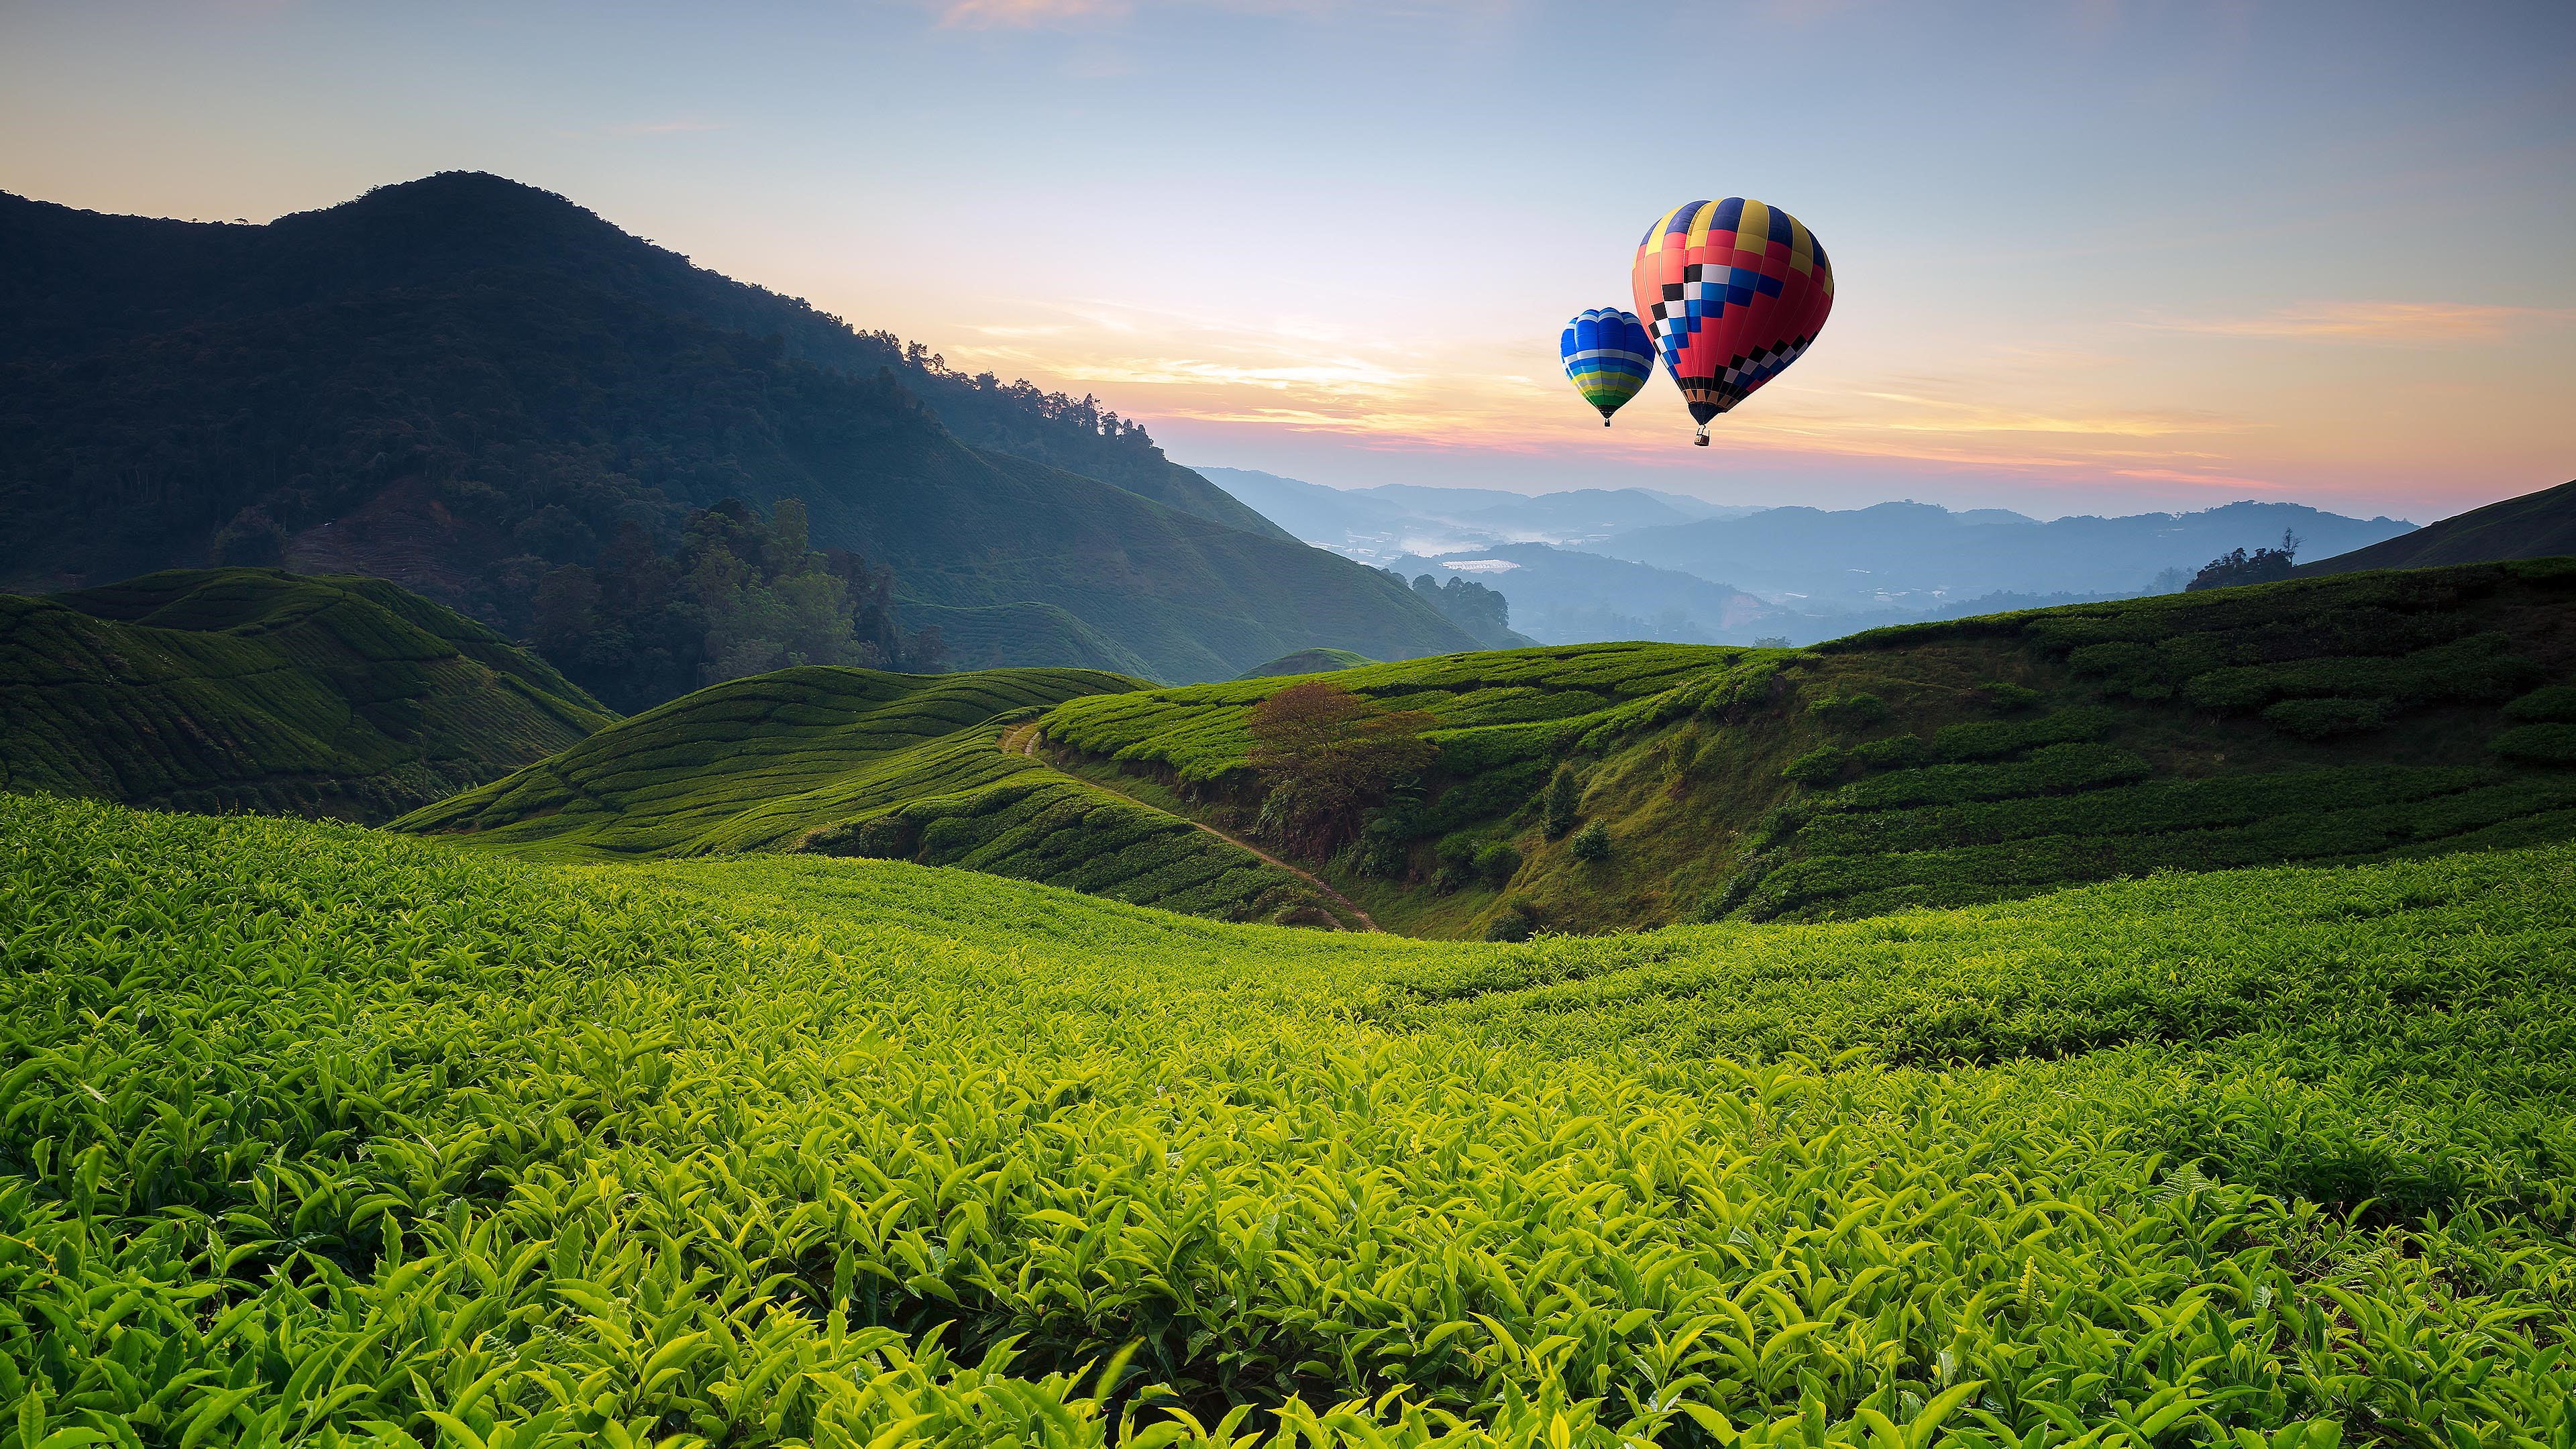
<box><xmin>1205</xmin><ymin>468</ymin><xmax>2426</xmax><ymax>645</ymax></box>
<box><xmin>0</xmin><ymin>173</ymin><xmax>1476</xmax><ymax>690</ymax></box>
<box><xmin>1601</xmin><ymin>499</ymin><xmax>2417</xmax><ymax>614</ymax></box>
<box><xmin>1195</xmin><ymin>468</ymin><xmax>1756</xmax><ymax>564</ymax></box>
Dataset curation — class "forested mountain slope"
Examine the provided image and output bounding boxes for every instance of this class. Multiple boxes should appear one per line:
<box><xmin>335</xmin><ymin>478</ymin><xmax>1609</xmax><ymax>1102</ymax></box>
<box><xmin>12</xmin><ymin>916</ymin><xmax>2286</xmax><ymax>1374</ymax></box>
<box><xmin>0</xmin><ymin>172</ymin><xmax>1285</xmax><ymax>542</ymax></box>
<box><xmin>0</xmin><ymin>568</ymin><xmax>609</xmax><ymax>819</ymax></box>
<box><xmin>0</xmin><ymin>175</ymin><xmax>1470</xmax><ymax>684</ymax></box>
<box><xmin>1036</xmin><ymin>558</ymin><xmax>2576</xmax><ymax>937</ymax></box>
<box><xmin>2298</xmin><ymin>478</ymin><xmax>2576</xmax><ymax>576</ymax></box>
<box><xmin>394</xmin><ymin>664</ymin><xmax>1359</xmax><ymax>926</ymax></box>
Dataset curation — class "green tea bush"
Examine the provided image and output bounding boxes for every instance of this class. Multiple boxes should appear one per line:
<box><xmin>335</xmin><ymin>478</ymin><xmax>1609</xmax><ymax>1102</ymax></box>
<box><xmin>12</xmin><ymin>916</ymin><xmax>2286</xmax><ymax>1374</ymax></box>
<box><xmin>1932</xmin><ymin>706</ymin><xmax>2115</xmax><ymax>761</ymax></box>
<box><xmin>2492</xmin><ymin>723</ymin><xmax>2576</xmax><ymax>765</ymax></box>
<box><xmin>1780</xmin><ymin>744</ymin><xmax>1846</xmax><ymax>784</ymax></box>
<box><xmin>1828</xmin><ymin>743</ymin><xmax>2153</xmax><ymax>810</ymax></box>
<box><xmin>2263</xmin><ymin>696</ymin><xmax>2389</xmax><ymax>740</ymax></box>
<box><xmin>1848</xmin><ymin>733</ymin><xmax>1927</xmax><ymax>769</ymax></box>
<box><xmin>6</xmin><ymin>794</ymin><xmax>2575</xmax><ymax>1447</ymax></box>
<box><xmin>1805</xmin><ymin>690</ymin><xmax>1888</xmax><ymax>728</ymax></box>
<box><xmin>2505</xmin><ymin>684</ymin><xmax>2576</xmax><ymax>722</ymax></box>
<box><xmin>2182</xmin><ymin>633</ymin><xmax>2541</xmax><ymax>714</ymax></box>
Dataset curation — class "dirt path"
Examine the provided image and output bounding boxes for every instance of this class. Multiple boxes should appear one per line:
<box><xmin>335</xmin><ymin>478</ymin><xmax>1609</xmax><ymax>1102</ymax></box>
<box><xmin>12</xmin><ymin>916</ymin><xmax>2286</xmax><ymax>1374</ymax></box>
<box><xmin>1001</xmin><ymin>724</ymin><xmax>1381</xmax><ymax>932</ymax></box>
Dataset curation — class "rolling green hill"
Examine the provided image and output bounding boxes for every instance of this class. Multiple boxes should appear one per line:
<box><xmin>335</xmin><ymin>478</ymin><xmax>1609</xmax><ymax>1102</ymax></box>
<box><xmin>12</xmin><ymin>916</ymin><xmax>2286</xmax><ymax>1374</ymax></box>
<box><xmin>7</xmin><ymin>790</ymin><xmax>2573</xmax><ymax>1444</ymax></box>
<box><xmin>1</xmin><ymin>567</ymin><xmax>609</xmax><ymax>820</ymax></box>
<box><xmin>2297</xmin><ymin>476</ymin><xmax>2576</xmax><ymax>576</ymax></box>
<box><xmin>1234</xmin><ymin>646</ymin><xmax>1374</xmax><ymax>679</ymax></box>
<box><xmin>394</xmin><ymin>665</ymin><xmax>1362</xmax><ymax>926</ymax></box>
<box><xmin>1038</xmin><ymin>558</ymin><xmax>2576</xmax><ymax>936</ymax></box>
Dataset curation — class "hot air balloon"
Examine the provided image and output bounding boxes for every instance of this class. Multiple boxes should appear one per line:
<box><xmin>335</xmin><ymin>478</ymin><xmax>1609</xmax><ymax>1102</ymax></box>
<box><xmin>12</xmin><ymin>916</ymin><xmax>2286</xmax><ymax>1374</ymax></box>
<box><xmin>1559</xmin><ymin>307</ymin><xmax>1656</xmax><ymax>425</ymax></box>
<box><xmin>1631</xmin><ymin>198</ymin><xmax>1834</xmax><ymax>445</ymax></box>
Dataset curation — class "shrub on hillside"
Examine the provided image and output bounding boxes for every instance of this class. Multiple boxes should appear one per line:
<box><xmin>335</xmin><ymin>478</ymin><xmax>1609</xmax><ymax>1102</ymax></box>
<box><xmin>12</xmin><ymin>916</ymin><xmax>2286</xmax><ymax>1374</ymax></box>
<box><xmin>1849</xmin><ymin>735</ymin><xmax>1927</xmax><ymax>770</ymax></box>
<box><xmin>807</xmin><ymin>812</ymin><xmax>921</xmax><ymax>860</ymax></box>
<box><xmin>2182</xmin><ymin>633</ymin><xmax>2541</xmax><ymax>715</ymax></box>
<box><xmin>1782</xmin><ymin>745</ymin><xmax>1848</xmax><ymax>785</ymax></box>
<box><xmin>1807</xmin><ymin>691</ymin><xmax>1889</xmax><ymax>729</ymax></box>
<box><xmin>1570</xmin><ymin>820</ymin><xmax>1611</xmax><ymax>863</ymax></box>
<box><xmin>1474</xmin><ymin>841</ymin><xmax>1523</xmax><ymax>885</ymax></box>
<box><xmin>1483</xmin><ymin>898</ymin><xmax>1543</xmax><ymax>941</ymax></box>
<box><xmin>1542</xmin><ymin>763</ymin><xmax>1581</xmax><ymax>837</ymax></box>
<box><xmin>1247</xmin><ymin>680</ymin><xmax>1436</xmax><ymax>855</ymax></box>
<box><xmin>1934</xmin><ymin>707</ymin><xmax>2116</xmax><ymax>762</ymax></box>
<box><xmin>2491</xmin><ymin>724</ymin><xmax>2576</xmax><ymax>765</ymax></box>
<box><xmin>2505</xmin><ymin>686</ymin><xmax>2576</xmax><ymax>723</ymax></box>
<box><xmin>2263</xmin><ymin>697</ymin><xmax>2388</xmax><ymax>741</ymax></box>
<box><xmin>1978</xmin><ymin>680</ymin><xmax>2043</xmax><ymax>710</ymax></box>
<box><xmin>1831</xmin><ymin>743</ymin><xmax>2154</xmax><ymax>810</ymax></box>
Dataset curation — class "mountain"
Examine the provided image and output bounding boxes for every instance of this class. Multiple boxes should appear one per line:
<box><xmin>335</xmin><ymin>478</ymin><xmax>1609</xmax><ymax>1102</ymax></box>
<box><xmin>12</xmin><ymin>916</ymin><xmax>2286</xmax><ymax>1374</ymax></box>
<box><xmin>1598</xmin><ymin>500</ymin><xmax>2416</xmax><ymax>614</ymax></box>
<box><xmin>1393</xmin><ymin>543</ymin><xmax>1772</xmax><ymax>645</ymax></box>
<box><xmin>0</xmin><ymin>174</ymin><xmax>1475</xmax><ymax>685</ymax></box>
<box><xmin>1</xmin><ymin>568</ymin><xmax>610</xmax><ymax>820</ymax></box>
<box><xmin>392</xmin><ymin>663</ymin><xmax>1359</xmax><ymax>926</ymax></box>
<box><xmin>1195</xmin><ymin>466</ymin><xmax>1755</xmax><ymax>566</ymax></box>
<box><xmin>1035</xmin><ymin>558</ymin><xmax>2576</xmax><ymax>937</ymax></box>
<box><xmin>2298</xmin><ymin>479</ymin><xmax>2576</xmax><ymax>577</ymax></box>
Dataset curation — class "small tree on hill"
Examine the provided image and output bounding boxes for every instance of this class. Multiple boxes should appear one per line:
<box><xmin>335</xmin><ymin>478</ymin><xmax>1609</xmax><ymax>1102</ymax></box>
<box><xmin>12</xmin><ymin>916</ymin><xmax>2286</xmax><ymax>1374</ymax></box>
<box><xmin>1247</xmin><ymin>681</ymin><xmax>1436</xmax><ymax>856</ymax></box>
<box><xmin>1542</xmin><ymin>763</ymin><xmax>1581</xmax><ymax>837</ymax></box>
<box><xmin>2188</xmin><ymin>531</ymin><xmax>2301</xmax><ymax>592</ymax></box>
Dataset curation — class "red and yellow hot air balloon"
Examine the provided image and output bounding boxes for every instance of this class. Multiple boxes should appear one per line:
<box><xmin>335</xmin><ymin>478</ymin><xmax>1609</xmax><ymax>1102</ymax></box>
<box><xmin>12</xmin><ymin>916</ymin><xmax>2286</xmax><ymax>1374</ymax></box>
<box><xmin>1631</xmin><ymin>197</ymin><xmax>1835</xmax><ymax>445</ymax></box>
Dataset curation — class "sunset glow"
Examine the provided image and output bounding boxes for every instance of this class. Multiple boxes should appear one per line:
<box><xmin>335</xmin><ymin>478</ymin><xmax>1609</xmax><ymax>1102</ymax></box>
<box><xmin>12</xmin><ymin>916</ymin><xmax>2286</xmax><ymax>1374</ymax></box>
<box><xmin>7</xmin><ymin>0</ymin><xmax>2567</xmax><ymax>519</ymax></box>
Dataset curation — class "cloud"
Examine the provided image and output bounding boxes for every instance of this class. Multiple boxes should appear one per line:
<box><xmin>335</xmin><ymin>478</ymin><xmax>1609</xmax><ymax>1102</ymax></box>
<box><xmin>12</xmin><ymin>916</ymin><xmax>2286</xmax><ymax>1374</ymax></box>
<box><xmin>936</xmin><ymin>0</ymin><xmax>1131</xmax><ymax>28</ymax></box>
<box><xmin>600</xmin><ymin>118</ymin><xmax>731</xmax><ymax>136</ymax></box>
<box><xmin>2139</xmin><ymin>301</ymin><xmax>2576</xmax><ymax>341</ymax></box>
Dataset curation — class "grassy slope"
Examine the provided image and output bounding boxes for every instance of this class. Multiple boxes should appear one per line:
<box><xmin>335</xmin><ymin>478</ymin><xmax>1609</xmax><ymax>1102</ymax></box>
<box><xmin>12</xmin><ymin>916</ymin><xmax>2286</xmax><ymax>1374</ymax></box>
<box><xmin>394</xmin><ymin>664</ymin><xmax>1358</xmax><ymax>926</ymax></box>
<box><xmin>0</xmin><ymin>567</ymin><xmax>610</xmax><ymax>820</ymax></box>
<box><xmin>1234</xmin><ymin>647</ymin><xmax>1374</xmax><ymax>679</ymax></box>
<box><xmin>2297</xmin><ymin>476</ymin><xmax>2576</xmax><ymax>576</ymax></box>
<box><xmin>5</xmin><ymin>791</ymin><xmax>2572</xmax><ymax>1445</ymax></box>
<box><xmin>1040</xmin><ymin>559</ymin><xmax>2576</xmax><ymax>938</ymax></box>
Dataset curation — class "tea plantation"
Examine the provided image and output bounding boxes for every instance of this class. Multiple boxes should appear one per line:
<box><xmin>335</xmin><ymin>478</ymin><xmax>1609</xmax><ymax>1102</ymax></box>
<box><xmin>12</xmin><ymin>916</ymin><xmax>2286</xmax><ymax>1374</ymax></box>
<box><xmin>5</xmin><ymin>790</ymin><xmax>2573</xmax><ymax>1446</ymax></box>
<box><xmin>1037</xmin><ymin>561</ymin><xmax>2576</xmax><ymax>936</ymax></box>
<box><xmin>394</xmin><ymin>665</ymin><xmax>1354</xmax><ymax>926</ymax></box>
<box><xmin>0</xmin><ymin>569</ymin><xmax>612</xmax><ymax>822</ymax></box>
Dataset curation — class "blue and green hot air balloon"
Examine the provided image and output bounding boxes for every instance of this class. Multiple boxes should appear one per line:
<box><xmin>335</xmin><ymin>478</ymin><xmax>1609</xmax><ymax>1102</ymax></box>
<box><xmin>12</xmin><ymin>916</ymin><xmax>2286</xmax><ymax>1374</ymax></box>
<box><xmin>1560</xmin><ymin>308</ymin><xmax>1656</xmax><ymax>425</ymax></box>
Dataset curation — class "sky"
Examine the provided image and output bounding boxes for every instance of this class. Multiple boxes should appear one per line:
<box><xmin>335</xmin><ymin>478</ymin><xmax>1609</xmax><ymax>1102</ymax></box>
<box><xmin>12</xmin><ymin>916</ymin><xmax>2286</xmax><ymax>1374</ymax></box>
<box><xmin>3</xmin><ymin>1</ymin><xmax>2571</xmax><ymax>523</ymax></box>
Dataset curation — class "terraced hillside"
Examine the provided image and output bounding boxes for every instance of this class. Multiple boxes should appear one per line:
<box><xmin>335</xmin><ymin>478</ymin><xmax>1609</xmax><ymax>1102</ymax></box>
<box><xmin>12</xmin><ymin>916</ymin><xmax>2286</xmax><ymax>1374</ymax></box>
<box><xmin>6</xmin><ymin>791</ymin><xmax>2573</xmax><ymax>1444</ymax></box>
<box><xmin>1</xmin><ymin>568</ymin><xmax>610</xmax><ymax>820</ymax></box>
<box><xmin>1234</xmin><ymin>646</ymin><xmax>1373</xmax><ymax>679</ymax></box>
<box><xmin>1038</xmin><ymin>559</ymin><xmax>2576</xmax><ymax>936</ymax></box>
<box><xmin>395</xmin><ymin>665</ymin><xmax>1362</xmax><ymax>926</ymax></box>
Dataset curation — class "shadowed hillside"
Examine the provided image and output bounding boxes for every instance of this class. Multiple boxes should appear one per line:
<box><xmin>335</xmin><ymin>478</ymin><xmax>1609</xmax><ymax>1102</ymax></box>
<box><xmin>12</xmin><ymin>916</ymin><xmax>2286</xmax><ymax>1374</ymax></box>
<box><xmin>1035</xmin><ymin>558</ymin><xmax>2576</xmax><ymax>936</ymax></box>
<box><xmin>2298</xmin><ymin>478</ymin><xmax>2576</xmax><ymax>576</ymax></box>
<box><xmin>1</xmin><ymin>568</ymin><xmax>610</xmax><ymax>819</ymax></box>
<box><xmin>0</xmin><ymin>175</ymin><xmax>1476</xmax><ymax>687</ymax></box>
<box><xmin>394</xmin><ymin>665</ymin><xmax>1362</xmax><ymax>926</ymax></box>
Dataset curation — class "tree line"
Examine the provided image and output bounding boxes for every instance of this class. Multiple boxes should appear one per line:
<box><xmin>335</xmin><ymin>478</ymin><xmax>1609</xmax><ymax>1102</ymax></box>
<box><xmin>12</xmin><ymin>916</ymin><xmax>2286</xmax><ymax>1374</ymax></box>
<box><xmin>516</xmin><ymin>496</ymin><xmax>942</xmax><ymax>714</ymax></box>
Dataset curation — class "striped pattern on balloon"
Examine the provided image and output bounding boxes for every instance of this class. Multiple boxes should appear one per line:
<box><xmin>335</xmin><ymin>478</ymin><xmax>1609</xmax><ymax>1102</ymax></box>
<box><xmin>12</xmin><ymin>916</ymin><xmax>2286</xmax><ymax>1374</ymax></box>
<box><xmin>1631</xmin><ymin>197</ymin><xmax>1834</xmax><ymax>444</ymax></box>
<box><xmin>1558</xmin><ymin>308</ymin><xmax>1657</xmax><ymax>425</ymax></box>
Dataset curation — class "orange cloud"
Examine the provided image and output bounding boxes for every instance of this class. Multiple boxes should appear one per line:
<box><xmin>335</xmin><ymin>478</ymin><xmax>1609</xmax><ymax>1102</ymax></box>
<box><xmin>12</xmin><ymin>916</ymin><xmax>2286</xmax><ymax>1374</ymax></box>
<box><xmin>936</xmin><ymin>0</ymin><xmax>1130</xmax><ymax>28</ymax></box>
<box><xmin>2139</xmin><ymin>301</ymin><xmax>2576</xmax><ymax>341</ymax></box>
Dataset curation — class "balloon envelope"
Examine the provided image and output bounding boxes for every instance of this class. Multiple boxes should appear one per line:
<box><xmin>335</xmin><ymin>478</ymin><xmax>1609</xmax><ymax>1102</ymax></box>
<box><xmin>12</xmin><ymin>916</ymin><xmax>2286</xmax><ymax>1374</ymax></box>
<box><xmin>1559</xmin><ymin>308</ymin><xmax>1655</xmax><ymax>423</ymax></box>
<box><xmin>1631</xmin><ymin>198</ymin><xmax>1834</xmax><ymax>431</ymax></box>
